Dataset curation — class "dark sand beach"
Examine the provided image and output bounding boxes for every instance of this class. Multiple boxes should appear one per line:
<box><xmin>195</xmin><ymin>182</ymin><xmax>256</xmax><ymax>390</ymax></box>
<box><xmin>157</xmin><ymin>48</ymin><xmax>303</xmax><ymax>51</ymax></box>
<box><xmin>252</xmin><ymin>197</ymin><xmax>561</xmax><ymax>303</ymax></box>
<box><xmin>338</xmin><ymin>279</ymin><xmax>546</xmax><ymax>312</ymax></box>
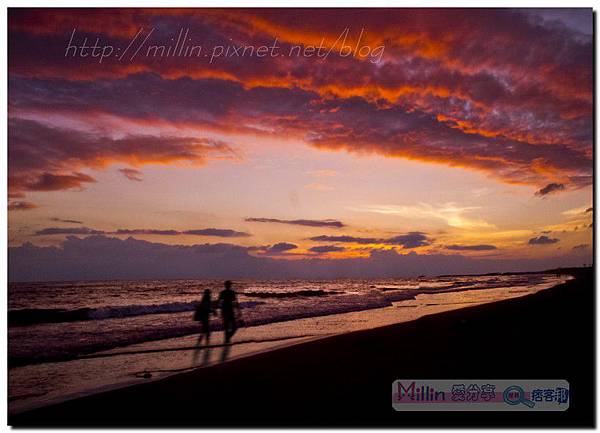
<box><xmin>10</xmin><ymin>268</ymin><xmax>594</xmax><ymax>427</ymax></box>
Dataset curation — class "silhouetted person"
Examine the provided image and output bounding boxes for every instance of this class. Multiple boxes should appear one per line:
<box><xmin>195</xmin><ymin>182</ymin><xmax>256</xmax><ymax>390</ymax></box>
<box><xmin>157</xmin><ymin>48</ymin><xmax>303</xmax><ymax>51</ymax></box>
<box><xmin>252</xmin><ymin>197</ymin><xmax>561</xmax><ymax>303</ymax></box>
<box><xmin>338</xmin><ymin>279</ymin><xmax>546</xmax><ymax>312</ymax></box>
<box><xmin>218</xmin><ymin>280</ymin><xmax>240</xmax><ymax>343</ymax></box>
<box><xmin>194</xmin><ymin>289</ymin><xmax>213</xmax><ymax>345</ymax></box>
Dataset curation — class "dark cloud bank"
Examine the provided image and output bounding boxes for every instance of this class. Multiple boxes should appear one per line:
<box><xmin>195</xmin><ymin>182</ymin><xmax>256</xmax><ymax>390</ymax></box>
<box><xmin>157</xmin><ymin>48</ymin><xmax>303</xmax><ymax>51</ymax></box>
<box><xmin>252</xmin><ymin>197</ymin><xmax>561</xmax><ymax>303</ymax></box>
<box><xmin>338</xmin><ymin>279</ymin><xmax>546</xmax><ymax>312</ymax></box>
<box><xmin>9</xmin><ymin>235</ymin><xmax>590</xmax><ymax>282</ymax></box>
<box><xmin>308</xmin><ymin>232</ymin><xmax>429</xmax><ymax>248</ymax></box>
<box><xmin>34</xmin><ymin>227</ymin><xmax>251</xmax><ymax>237</ymax></box>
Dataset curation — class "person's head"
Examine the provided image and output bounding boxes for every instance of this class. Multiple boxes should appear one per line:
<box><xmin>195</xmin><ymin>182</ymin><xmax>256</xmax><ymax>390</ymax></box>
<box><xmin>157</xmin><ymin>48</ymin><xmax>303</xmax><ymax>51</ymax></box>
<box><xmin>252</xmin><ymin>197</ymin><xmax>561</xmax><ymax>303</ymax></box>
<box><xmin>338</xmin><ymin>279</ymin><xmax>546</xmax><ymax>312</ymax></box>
<box><xmin>202</xmin><ymin>288</ymin><xmax>211</xmax><ymax>300</ymax></box>
<box><xmin>224</xmin><ymin>280</ymin><xmax>232</xmax><ymax>289</ymax></box>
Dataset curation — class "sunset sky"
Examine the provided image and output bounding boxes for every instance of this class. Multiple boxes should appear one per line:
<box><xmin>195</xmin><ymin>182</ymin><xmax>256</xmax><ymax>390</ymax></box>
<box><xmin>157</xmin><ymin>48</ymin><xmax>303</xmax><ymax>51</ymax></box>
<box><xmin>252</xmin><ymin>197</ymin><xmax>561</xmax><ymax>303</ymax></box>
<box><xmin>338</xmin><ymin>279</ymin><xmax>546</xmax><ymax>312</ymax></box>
<box><xmin>7</xmin><ymin>8</ymin><xmax>593</xmax><ymax>279</ymax></box>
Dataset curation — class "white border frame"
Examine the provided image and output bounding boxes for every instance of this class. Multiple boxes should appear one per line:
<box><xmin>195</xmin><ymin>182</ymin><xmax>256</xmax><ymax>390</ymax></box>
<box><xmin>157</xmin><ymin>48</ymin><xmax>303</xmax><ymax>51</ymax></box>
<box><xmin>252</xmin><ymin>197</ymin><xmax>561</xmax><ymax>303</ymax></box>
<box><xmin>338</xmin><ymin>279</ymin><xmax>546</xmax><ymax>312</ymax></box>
<box><xmin>2</xmin><ymin>3</ymin><xmax>596</xmax><ymax>433</ymax></box>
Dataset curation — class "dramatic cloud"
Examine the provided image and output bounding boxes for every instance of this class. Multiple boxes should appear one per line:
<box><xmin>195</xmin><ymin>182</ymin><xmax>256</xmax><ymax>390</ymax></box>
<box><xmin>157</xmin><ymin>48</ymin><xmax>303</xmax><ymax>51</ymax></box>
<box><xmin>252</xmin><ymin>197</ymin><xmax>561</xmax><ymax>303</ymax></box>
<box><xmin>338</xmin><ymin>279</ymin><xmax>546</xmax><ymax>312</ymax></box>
<box><xmin>309</xmin><ymin>245</ymin><xmax>346</xmax><ymax>253</ymax></box>
<box><xmin>26</xmin><ymin>172</ymin><xmax>96</xmax><ymax>192</ymax></box>
<box><xmin>5</xmin><ymin>9</ymin><xmax>594</xmax><ymax>279</ymax></box>
<box><xmin>535</xmin><ymin>183</ymin><xmax>566</xmax><ymax>197</ymax></box>
<box><xmin>118</xmin><ymin>168</ymin><xmax>143</xmax><ymax>182</ymax></box>
<box><xmin>8</xmin><ymin>201</ymin><xmax>37</xmax><ymax>211</ymax></box>
<box><xmin>246</xmin><ymin>218</ymin><xmax>345</xmax><ymax>228</ymax></box>
<box><xmin>309</xmin><ymin>232</ymin><xmax>430</xmax><ymax>248</ymax></box>
<box><xmin>8</xmin><ymin>9</ymin><xmax>592</xmax><ymax>193</ymax></box>
<box><xmin>528</xmin><ymin>235</ymin><xmax>560</xmax><ymax>245</ymax></box>
<box><xmin>446</xmin><ymin>244</ymin><xmax>498</xmax><ymax>251</ymax></box>
<box><xmin>8</xmin><ymin>117</ymin><xmax>236</xmax><ymax>200</ymax></box>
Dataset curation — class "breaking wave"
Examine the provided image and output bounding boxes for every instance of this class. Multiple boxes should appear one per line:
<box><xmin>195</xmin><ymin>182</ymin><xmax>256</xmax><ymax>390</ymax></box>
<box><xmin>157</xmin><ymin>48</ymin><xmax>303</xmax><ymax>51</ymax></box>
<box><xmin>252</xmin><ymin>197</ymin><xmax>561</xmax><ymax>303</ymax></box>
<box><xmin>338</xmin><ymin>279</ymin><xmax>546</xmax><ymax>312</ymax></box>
<box><xmin>9</xmin><ymin>300</ymin><xmax>264</xmax><ymax>327</ymax></box>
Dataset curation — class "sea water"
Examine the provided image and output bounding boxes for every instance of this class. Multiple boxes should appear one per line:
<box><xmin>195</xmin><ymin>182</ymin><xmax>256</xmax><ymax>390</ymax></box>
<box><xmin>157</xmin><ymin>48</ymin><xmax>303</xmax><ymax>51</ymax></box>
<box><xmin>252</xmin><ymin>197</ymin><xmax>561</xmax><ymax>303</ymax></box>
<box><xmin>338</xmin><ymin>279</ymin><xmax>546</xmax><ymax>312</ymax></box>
<box><xmin>8</xmin><ymin>273</ymin><xmax>568</xmax><ymax>413</ymax></box>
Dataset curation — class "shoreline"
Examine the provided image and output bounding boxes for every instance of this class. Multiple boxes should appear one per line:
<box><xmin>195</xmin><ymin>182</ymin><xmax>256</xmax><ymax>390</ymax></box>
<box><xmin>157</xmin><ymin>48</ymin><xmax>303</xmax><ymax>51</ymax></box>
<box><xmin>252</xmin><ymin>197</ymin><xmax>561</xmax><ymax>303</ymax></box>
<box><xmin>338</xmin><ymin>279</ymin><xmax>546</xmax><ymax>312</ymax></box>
<box><xmin>8</xmin><ymin>333</ymin><xmax>325</xmax><ymax>415</ymax></box>
<box><xmin>10</xmin><ymin>268</ymin><xmax>594</xmax><ymax>427</ymax></box>
<box><xmin>9</xmin><ymin>271</ymin><xmax>565</xmax><ymax>368</ymax></box>
<box><xmin>8</xmin><ymin>274</ymin><xmax>567</xmax><ymax>415</ymax></box>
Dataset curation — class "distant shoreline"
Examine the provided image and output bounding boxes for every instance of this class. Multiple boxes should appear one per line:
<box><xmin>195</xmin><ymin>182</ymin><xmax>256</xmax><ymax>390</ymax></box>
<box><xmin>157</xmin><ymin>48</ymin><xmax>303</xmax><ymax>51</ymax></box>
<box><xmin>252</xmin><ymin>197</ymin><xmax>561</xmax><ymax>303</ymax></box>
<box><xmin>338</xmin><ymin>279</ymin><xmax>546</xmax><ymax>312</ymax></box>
<box><xmin>435</xmin><ymin>266</ymin><xmax>590</xmax><ymax>278</ymax></box>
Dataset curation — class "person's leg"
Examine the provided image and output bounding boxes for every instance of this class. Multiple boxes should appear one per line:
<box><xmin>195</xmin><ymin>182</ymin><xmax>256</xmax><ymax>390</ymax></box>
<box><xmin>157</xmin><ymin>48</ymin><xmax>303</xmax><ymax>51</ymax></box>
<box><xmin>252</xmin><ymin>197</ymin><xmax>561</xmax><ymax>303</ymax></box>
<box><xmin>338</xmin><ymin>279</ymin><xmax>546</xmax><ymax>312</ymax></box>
<box><xmin>229</xmin><ymin>317</ymin><xmax>238</xmax><ymax>339</ymax></box>
<box><xmin>202</xmin><ymin>318</ymin><xmax>210</xmax><ymax>343</ymax></box>
<box><xmin>193</xmin><ymin>323</ymin><xmax>206</xmax><ymax>365</ymax></box>
<box><xmin>224</xmin><ymin>314</ymin><xmax>235</xmax><ymax>343</ymax></box>
<box><xmin>196</xmin><ymin>327</ymin><xmax>204</xmax><ymax>345</ymax></box>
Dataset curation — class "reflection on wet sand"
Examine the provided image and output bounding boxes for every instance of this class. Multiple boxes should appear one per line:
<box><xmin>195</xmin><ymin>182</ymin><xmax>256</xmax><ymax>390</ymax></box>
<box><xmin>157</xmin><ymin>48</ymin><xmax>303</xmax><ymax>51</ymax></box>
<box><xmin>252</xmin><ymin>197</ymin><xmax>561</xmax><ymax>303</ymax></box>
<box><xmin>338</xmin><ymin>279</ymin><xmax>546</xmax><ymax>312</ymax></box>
<box><xmin>192</xmin><ymin>333</ymin><xmax>212</xmax><ymax>367</ymax></box>
<box><xmin>220</xmin><ymin>342</ymin><xmax>231</xmax><ymax>363</ymax></box>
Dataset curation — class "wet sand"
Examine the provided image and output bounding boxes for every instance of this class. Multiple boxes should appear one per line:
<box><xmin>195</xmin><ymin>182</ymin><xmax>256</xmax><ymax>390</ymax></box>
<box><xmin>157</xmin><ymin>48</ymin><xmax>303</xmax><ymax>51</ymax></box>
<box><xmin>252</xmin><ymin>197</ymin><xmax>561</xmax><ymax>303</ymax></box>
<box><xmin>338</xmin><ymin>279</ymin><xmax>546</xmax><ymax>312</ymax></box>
<box><xmin>10</xmin><ymin>268</ymin><xmax>594</xmax><ymax>427</ymax></box>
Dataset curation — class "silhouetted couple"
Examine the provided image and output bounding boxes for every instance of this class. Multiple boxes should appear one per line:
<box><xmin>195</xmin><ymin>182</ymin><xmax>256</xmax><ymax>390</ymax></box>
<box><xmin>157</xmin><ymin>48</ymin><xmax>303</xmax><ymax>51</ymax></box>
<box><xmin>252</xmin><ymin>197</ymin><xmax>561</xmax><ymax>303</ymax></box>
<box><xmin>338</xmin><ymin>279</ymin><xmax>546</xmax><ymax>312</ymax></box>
<box><xmin>195</xmin><ymin>280</ymin><xmax>241</xmax><ymax>345</ymax></box>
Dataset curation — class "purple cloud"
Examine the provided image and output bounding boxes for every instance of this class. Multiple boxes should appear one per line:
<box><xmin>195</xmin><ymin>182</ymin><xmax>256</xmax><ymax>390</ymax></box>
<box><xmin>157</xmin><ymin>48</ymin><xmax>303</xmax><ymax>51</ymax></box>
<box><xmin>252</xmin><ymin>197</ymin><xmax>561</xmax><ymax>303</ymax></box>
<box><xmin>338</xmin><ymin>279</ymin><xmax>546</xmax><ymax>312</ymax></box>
<box><xmin>35</xmin><ymin>227</ymin><xmax>105</xmax><ymax>236</ymax></box>
<box><xmin>528</xmin><ymin>235</ymin><xmax>560</xmax><ymax>245</ymax></box>
<box><xmin>308</xmin><ymin>235</ymin><xmax>379</xmax><ymax>244</ymax></box>
<box><xmin>572</xmin><ymin>244</ymin><xmax>589</xmax><ymax>250</ymax></box>
<box><xmin>183</xmin><ymin>228</ymin><xmax>251</xmax><ymax>238</ymax></box>
<box><xmin>309</xmin><ymin>245</ymin><xmax>346</xmax><ymax>253</ymax></box>
<box><xmin>50</xmin><ymin>217</ymin><xmax>83</xmax><ymax>224</ymax></box>
<box><xmin>26</xmin><ymin>172</ymin><xmax>96</xmax><ymax>192</ymax></box>
<box><xmin>8</xmin><ymin>235</ymin><xmax>591</xmax><ymax>281</ymax></box>
<box><xmin>265</xmin><ymin>242</ymin><xmax>298</xmax><ymax>253</ymax></box>
<box><xmin>114</xmin><ymin>229</ymin><xmax>180</xmax><ymax>236</ymax></box>
<box><xmin>535</xmin><ymin>183</ymin><xmax>566</xmax><ymax>197</ymax></box>
<box><xmin>8</xmin><ymin>117</ymin><xmax>235</xmax><ymax>201</ymax></box>
<box><xmin>383</xmin><ymin>232</ymin><xmax>430</xmax><ymax>248</ymax></box>
<box><xmin>119</xmin><ymin>168</ymin><xmax>143</xmax><ymax>182</ymax></box>
<box><xmin>246</xmin><ymin>218</ymin><xmax>345</xmax><ymax>228</ymax></box>
<box><xmin>446</xmin><ymin>244</ymin><xmax>498</xmax><ymax>251</ymax></box>
<box><xmin>309</xmin><ymin>232</ymin><xmax>430</xmax><ymax>248</ymax></box>
<box><xmin>35</xmin><ymin>227</ymin><xmax>251</xmax><ymax>237</ymax></box>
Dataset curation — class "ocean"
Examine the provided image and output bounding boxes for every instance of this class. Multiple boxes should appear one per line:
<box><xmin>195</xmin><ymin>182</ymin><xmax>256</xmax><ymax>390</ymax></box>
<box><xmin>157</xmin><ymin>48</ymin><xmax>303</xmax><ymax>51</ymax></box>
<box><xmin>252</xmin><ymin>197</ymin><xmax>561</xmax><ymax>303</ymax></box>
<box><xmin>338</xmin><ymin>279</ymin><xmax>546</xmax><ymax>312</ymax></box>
<box><xmin>8</xmin><ymin>273</ymin><xmax>568</xmax><ymax>413</ymax></box>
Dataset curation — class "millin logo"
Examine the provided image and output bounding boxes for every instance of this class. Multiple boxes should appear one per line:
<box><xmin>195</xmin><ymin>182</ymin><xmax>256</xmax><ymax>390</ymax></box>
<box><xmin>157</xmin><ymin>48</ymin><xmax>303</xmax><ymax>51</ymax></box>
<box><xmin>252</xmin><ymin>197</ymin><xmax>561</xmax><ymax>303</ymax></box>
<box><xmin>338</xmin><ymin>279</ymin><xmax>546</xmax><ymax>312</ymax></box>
<box><xmin>396</xmin><ymin>381</ymin><xmax>445</xmax><ymax>401</ymax></box>
<box><xmin>392</xmin><ymin>379</ymin><xmax>569</xmax><ymax>412</ymax></box>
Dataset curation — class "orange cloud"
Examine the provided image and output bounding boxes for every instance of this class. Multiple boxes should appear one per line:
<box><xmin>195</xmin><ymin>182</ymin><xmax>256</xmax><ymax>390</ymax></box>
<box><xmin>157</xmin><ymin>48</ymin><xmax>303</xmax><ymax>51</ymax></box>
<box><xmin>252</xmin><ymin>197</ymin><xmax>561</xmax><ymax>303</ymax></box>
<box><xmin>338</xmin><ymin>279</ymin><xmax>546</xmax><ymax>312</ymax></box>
<box><xmin>7</xmin><ymin>8</ymin><xmax>592</xmax><ymax>198</ymax></box>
